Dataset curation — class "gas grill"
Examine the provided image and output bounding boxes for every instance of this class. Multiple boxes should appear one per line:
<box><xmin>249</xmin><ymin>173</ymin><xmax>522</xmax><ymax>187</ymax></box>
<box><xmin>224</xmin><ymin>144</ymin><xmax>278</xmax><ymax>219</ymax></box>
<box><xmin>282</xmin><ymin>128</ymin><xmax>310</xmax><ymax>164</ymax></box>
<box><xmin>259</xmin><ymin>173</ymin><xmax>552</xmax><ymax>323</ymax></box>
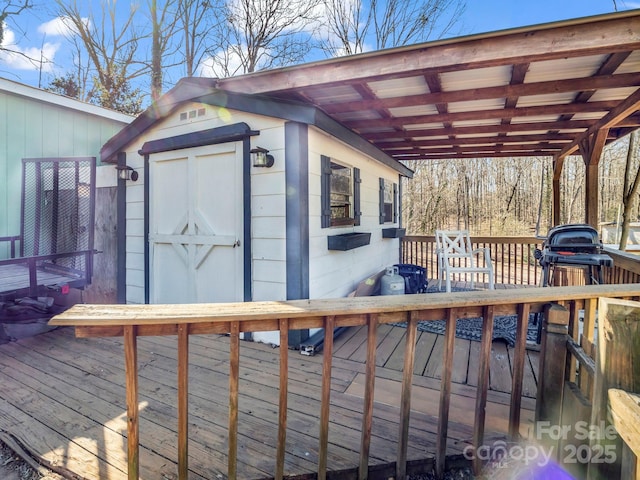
<box><xmin>535</xmin><ymin>224</ymin><xmax>613</xmax><ymax>287</ymax></box>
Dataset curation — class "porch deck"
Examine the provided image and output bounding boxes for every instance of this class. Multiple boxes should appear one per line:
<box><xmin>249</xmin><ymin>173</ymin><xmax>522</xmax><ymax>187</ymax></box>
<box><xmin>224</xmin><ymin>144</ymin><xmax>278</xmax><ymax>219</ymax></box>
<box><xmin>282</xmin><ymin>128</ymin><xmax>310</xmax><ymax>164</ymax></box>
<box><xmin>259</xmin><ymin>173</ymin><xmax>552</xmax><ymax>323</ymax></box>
<box><xmin>0</xmin><ymin>292</ymin><xmax>537</xmax><ymax>479</ymax></box>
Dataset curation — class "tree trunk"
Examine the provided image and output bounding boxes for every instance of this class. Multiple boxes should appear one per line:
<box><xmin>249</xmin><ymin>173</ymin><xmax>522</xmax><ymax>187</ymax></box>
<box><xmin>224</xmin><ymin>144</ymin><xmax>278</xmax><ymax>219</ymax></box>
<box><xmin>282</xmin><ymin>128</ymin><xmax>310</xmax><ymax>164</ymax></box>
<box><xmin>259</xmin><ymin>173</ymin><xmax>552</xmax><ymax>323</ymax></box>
<box><xmin>619</xmin><ymin>131</ymin><xmax>640</xmax><ymax>251</ymax></box>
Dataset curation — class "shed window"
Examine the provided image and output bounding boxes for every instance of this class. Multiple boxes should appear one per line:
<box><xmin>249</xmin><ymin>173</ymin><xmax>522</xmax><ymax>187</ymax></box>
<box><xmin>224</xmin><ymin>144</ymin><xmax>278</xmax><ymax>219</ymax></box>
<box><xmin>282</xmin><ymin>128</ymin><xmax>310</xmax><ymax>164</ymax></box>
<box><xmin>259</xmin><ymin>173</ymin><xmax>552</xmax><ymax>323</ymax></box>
<box><xmin>321</xmin><ymin>155</ymin><xmax>361</xmax><ymax>228</ymax></box>
<box><xmin>379</xmin><ymin>178</ymin><xmax>397</xmax><ymax>224</ymax></box>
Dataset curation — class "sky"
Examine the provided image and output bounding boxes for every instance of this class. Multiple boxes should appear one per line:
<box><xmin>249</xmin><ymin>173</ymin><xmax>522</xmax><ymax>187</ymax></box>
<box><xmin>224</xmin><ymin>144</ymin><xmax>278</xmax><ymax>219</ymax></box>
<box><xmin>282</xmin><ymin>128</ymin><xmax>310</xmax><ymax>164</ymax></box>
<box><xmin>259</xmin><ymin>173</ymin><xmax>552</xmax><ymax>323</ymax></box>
<box><xmin>1</xmin><ymin>0</ymin><xmax>639</xmax><ymax>94</ymax></box>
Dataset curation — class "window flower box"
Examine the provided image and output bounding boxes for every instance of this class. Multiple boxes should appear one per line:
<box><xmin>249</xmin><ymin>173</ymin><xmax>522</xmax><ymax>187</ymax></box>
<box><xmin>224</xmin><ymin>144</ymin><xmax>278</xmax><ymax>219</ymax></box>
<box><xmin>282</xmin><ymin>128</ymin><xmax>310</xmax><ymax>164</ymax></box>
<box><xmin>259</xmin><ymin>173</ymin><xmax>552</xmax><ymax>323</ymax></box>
<box><xmin>382</xmin><ymin>227</ymin><xmax>406</xmax><ymax>238</ymax></box>
<box><xmin>327</xmin><ymin>232</ymin><xmax>371</xmax><ymax>251</ymax></box>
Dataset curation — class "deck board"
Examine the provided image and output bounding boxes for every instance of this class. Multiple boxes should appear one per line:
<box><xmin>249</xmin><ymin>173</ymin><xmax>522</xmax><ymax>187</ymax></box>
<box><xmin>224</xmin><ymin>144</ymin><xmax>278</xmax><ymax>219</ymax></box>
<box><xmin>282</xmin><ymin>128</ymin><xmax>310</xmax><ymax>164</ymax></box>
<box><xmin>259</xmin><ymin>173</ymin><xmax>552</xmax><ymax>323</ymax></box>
<box><xmin>0</xmin><ymin>299</ymin><xmax>538</xmax><ymax>479</ymax></box>
<box><xmin>0</xmin><ymin>263</ymin><xmax>80</xmax><ymax>294</ymax></box>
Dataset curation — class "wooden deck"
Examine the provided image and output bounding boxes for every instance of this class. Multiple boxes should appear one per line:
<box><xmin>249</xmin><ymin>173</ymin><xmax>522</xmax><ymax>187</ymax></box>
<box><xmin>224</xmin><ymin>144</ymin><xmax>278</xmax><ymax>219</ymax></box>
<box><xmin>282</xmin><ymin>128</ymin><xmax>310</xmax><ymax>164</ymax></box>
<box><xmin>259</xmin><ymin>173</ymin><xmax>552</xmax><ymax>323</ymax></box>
<box><xmin>0</xmin><ymin>263</ymin><xmax>79</xmax><ymax>294</ymax></box>
<box><xmin>0</xmin><ymin>299</ymin><xmax>538</xmax><ymax>479</ymax></box>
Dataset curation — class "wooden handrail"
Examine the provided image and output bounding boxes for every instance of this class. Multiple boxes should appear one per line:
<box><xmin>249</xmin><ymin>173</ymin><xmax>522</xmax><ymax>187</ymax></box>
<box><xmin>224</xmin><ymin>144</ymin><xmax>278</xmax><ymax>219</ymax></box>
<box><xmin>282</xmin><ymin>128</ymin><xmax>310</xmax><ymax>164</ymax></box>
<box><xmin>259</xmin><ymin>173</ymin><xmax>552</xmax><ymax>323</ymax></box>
<box><xmin>401</xmin><ymin>235</ymin><xmax>543</xmax><ymax>287</ymax></box>
<box><xmin>50</xmin><ymin>284</ymin><xmax>640</xmax><ymax>480</ymax></box>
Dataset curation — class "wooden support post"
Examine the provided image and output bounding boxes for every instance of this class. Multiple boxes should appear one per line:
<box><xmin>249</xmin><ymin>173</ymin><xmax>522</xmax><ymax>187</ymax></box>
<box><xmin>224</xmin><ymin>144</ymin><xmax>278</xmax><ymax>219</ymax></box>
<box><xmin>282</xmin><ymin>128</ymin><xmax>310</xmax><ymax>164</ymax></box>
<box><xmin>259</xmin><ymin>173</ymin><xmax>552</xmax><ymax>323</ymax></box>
<box><xmin>473</xmin><ymin>305</ymin><xmax>495</xmax><ymax>475</ymax></box>
<box><xmin>609</xmin><ymin>389</ymin><xmax>640</xmax><ymax>480</ymax></box>
<box><xmin>359</xmin><ymin>314</ymin><xmax>378</xmax><ymax>480</ymax></box>
<box><xmin>124</xmin><ymin>325</ymin><xmax>139</xmax><ymax>480</ymax></box>
<box><xmin>585</xmin><ymin>162</ymin><xmax>600</xmax><ymax>228</ymax></box>
<box><xmin>276</xmin><ymin>319</ymin><xmax>289</xmax><ymax>480</ymax></box>
<box><xmin>228</xmin><ymin>322</ymin><xmax>240</xmax><ymax>480</ymax></box>
<box><xmin>588</xmin><ymin>298</ymin><xmax>640</xmax><ymax>480</ymax></box>
<box><xmin>509</xmin><ymin>303</ymin><xmax>530</xmax><ymax>438</ymax></box>
<box><xmin>177</xmin><ymin>325</ymin><xmax>189</xmax><ymax>480</ymax></box>
<box><xmin>397</xmin><ymin>312</ymin><xmax>418</xmax><ymax>480</ymax></box>
<box><xmin>318</xmin><ymin>315</ymin><xmax>335</xmax><ymax>480</ymax></box>
<box><xmin>552</xmin><ymin>156</ymin><xmax>563</xmax><ymax>227</ymax></box>
<box><xmin>579</xmin><ymin>129</ymin><xmax>608</xmax><ymax>229</ymax></box>
<box><xmin>535</xmin><ymin>303</ymin><xmax>569</xmax><ymax>455</ymax></box>
<box><xmin>436</xmin><ymin>309</ymin><xmax>457</xmax><ymax>479</ymax></box>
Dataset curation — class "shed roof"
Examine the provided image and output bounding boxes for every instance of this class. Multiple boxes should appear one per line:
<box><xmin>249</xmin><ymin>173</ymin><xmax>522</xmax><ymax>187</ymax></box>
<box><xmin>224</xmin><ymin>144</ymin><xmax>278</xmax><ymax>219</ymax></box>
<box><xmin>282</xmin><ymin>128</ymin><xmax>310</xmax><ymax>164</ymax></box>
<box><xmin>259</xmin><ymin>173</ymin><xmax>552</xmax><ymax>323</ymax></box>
<box><xmin>103</xmin><ymin>10</ymin><xmax>640</xmax><ymax>169</ymax></box>
<box><xmin>0</xmin><ymin>77</ymin><xmax>134</xmax><ymax>124</ymax></box>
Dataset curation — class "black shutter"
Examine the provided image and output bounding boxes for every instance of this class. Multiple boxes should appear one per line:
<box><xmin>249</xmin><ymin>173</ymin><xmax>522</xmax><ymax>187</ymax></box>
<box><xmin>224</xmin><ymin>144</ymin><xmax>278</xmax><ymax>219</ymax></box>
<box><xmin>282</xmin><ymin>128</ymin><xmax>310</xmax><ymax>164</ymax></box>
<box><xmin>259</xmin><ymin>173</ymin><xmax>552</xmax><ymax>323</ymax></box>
<box><xmin>321</xmin><ymin>155</ymin><xmax>332</xmax><ymax>228</ymax></box>
<box><xmin>379</xmin><ymin>177</ymin><xmax>385</xmax><ymax>224</ymax></box>
<box><xmin>393</xmin><ymin>182</ymin><xmax>398</xmax><ymax>223</ymax></box>
<box><xmin>354</xmin><ymin>167</ymin><xmax>361</xmax><ymax>226</ymax></box>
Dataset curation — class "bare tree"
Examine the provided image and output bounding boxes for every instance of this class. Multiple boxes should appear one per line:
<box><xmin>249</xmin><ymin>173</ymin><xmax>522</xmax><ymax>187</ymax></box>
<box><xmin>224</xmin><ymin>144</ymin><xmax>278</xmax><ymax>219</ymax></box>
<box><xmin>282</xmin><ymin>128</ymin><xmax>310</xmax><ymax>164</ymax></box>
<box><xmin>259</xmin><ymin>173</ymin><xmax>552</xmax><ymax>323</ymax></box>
<box><xmin>207</xmin><ymin>0</ymin><xmax>322</xmax><ymax>76</ymax></box>
<box><xmin>54</xmin><ymin>0</ymin><xmax>145</xmax><ymax>113</ymax></box>
<box><xmin>148</xmin><ymin>0</ymin><xmax>182</xmax><ymax>101</ymax></box>
<box><xmin>618</xmin><ymin>131</ymin><xmax>640</xmax><ymax>250</ymax></box>
<box><xmin>0</xmin><ymin>0</ymin><xmax>32</xmax><ymax>48</ymax></box>
<box><xmin>320</xmin><ymin>0</ymin><xmax>466</xmax><ymax>57</ymax></box>
<box><xmin>178</xmin><ymin>0</ymin><xmax>223</xmax><ymax>77</ymax></box>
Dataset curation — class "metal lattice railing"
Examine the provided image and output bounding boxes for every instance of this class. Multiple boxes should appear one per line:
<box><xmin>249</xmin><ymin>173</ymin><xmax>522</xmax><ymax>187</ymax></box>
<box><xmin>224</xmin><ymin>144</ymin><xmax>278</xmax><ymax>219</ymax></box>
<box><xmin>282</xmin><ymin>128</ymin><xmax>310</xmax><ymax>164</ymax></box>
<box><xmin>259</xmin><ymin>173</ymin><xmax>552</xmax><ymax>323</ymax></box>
<box><xmin>21</xmin><ymin>157</ymin><xmax>96</xmax><ymax>274</ymax></box>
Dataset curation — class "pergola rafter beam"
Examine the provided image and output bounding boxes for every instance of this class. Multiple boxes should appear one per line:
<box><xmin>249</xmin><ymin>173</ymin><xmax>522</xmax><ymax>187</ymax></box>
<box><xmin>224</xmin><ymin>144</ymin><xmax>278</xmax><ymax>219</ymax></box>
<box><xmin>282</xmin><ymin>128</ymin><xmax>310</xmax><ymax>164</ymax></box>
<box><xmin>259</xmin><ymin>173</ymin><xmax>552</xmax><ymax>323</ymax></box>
<box><xmin>319</xmin><ymin>71</ymin><xmax>639</xmax><ymax>115</ymax></box>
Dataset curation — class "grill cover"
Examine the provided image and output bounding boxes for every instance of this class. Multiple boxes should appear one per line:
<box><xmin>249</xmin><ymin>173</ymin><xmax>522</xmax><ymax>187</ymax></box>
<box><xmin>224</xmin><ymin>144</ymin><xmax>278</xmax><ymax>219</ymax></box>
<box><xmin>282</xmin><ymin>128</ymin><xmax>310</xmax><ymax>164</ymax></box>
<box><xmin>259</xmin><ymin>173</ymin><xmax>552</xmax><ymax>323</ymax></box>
<box><xmin>540</xmin><ymin>224</ymin><xmax>613</xmax><ymax>268</ymax></box>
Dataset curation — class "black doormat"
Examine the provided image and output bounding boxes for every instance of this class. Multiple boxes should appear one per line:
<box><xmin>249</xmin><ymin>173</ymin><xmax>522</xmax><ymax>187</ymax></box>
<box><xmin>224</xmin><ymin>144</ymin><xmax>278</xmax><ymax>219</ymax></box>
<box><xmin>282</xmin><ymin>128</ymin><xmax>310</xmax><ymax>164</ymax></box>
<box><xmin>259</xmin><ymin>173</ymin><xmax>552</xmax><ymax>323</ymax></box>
<box><xmin>396</xmin><ymin>286</ymin><xmax>539</xmax><ymax>346</ymax></box>
<box><xmin>401</xmin><ymin>314</ymin><xmax>539</xmax><ymax>346</ymax></box>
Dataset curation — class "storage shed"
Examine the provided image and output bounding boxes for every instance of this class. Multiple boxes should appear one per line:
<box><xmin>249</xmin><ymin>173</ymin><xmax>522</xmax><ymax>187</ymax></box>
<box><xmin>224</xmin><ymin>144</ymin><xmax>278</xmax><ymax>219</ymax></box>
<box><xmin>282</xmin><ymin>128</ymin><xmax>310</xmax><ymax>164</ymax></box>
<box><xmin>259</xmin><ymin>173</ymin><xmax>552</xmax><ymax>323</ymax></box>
<box><xmin>100</xmin><ymin>77</ymin><xmax>413</xmax><ymax>345</ymax></box>
<box><xmin>0</xmin><ymin>78</ymin><xmax>133</xmax><ymax>303</ymax></box>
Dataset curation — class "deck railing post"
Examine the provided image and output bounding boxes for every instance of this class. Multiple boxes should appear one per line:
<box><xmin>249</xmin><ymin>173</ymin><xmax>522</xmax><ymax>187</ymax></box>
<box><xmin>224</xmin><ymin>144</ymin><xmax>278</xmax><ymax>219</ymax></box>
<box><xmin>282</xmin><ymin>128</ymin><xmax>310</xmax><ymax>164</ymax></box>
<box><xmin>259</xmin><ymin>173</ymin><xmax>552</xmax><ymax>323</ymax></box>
<box><xmin>535</xmin><ymin>303</ymin><xmax>569</xmax><ymax>457</ymax></box>
<box><xmin>124</xmin><ymin>325</ymin><xmax>139</xmax><ymax>480</ymax></box>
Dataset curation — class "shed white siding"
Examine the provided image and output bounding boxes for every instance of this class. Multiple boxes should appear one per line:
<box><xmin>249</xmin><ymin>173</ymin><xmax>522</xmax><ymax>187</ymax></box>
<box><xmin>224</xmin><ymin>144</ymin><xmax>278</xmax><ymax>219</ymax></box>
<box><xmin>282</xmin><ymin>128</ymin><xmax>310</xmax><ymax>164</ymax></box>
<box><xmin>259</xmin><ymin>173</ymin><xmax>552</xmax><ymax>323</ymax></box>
<box><xmin>120</xmin><ymin>102</ymin><xmax>289</xmax><ymax>305</ymax></box>
<box><xmin>117</xmin><ymin>101</ymin><xmax>405</xmax><ymax>346</ymax></box>
<box><xmin>308</xmin><ymin>128</ymin><xmax>402</xmax><ymax>299</ymax></box>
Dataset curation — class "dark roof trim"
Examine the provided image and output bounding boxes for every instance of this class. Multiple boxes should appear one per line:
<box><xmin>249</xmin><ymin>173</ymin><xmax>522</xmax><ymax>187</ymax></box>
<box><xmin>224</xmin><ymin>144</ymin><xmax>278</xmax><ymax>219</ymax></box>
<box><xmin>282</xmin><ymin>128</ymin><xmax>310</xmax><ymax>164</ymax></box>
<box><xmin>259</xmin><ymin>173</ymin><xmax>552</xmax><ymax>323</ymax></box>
<box><xmin>198</xmin><ymin>89</ymin><xmax>413</xmax><ymax>177</ymax></box>
<box><xmin>138</xmin><ymin>122</ymin><xmax>258</xmax><ymax>155</ymax></box>
<box><xmin>101</xmin><ymin>77</ymin><xmax>412</xmax><ymax>178</ymax></box>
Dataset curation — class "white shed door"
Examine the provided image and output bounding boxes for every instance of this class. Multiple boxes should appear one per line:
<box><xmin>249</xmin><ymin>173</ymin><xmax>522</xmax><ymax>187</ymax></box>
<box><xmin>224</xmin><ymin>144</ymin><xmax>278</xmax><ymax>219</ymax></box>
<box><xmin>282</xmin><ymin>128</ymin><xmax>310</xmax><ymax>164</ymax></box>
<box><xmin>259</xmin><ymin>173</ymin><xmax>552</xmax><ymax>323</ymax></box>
<box><xmin>149</xmin><ymin>143</ymin><xmax>243</xmax><ymax>304</ymax></box>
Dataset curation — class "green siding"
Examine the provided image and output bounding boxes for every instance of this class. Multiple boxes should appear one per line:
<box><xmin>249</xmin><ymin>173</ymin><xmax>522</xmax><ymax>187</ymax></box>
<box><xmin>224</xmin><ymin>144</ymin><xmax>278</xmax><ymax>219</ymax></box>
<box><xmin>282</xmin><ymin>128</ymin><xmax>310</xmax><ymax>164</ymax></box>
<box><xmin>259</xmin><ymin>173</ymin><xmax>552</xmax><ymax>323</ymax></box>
<box><xmin>0</xmin><ymin>90</ymin><xmax>129</xmax><ymax>258</ymax></box>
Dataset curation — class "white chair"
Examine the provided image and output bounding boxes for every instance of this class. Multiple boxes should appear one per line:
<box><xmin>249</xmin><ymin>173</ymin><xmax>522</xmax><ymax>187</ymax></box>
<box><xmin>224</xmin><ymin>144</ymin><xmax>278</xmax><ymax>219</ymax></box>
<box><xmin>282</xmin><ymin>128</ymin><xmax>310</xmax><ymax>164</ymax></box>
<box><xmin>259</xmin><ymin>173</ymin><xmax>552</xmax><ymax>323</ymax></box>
<box><xmin>435</xmin><ymin>230</ymin><xmax>495</xmax><ymax>292</ymax></box>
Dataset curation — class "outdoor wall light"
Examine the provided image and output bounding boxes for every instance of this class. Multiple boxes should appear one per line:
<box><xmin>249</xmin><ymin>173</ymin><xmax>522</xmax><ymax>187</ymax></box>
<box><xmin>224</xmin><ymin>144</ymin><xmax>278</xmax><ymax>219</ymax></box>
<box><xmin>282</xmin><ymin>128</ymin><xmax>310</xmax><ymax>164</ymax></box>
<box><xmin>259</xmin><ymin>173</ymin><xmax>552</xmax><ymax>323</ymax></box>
<box><xmin>250</xmin><ymin>147</ymin><xmax>274</xmax><ymax>168</ymax></box>
<box><xmin>116</xmin><ymin>165</ymin><xmax>139</xmax><ymax>182</ymax></box>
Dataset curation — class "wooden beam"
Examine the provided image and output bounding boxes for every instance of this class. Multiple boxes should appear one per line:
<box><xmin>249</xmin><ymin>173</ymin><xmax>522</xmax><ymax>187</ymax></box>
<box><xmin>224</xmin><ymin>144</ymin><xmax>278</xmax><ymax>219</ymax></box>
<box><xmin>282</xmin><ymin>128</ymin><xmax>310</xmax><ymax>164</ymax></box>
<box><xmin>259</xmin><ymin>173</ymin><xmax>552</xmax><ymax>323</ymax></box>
<box><xmin>348</xmin><ymin>100</ymin><xmax>618</xmax><ymax>130</ymax></box>
<box><xmin>375</xmin><ymin>133</ymin><xmax>575</xmax><ymax>149</ymax></box>
<box><xmin>579</xmin><ymin>128</ymin><xmax>609</xmax><ymax>227</ymax></box>
<box><xmin>388</xmin><ymin>143</ymin><xmax>563</xmax><ymax>155</ymax></box>
<box><xmin>320</xmin><ymin>72</ymin><xmax>640</xmax><ymax>114</ymax></box>
<box><xmin>362</xmin><ymin>120</ymin><xmax>594</xmax><ymax>140</ymax></box>
<box><xmin>557</xmin><ymin>88</ymin><xmax>640</xmax><ymax>158</ymax></box>
<box><xmin>217</xmin><ymin>12</ymin><xmax>640</xmax><ymax>94</ymax></box>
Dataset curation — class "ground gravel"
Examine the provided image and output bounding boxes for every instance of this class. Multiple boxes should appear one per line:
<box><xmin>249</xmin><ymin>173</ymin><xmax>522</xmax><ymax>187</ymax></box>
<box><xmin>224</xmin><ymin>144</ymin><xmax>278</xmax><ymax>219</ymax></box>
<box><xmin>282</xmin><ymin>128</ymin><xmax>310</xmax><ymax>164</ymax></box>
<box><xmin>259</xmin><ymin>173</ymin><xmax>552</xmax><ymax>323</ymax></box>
<box><xmin>0</xmin><ymin>439</ymin><xmax>65</xmax><ymax>480</ymax></box>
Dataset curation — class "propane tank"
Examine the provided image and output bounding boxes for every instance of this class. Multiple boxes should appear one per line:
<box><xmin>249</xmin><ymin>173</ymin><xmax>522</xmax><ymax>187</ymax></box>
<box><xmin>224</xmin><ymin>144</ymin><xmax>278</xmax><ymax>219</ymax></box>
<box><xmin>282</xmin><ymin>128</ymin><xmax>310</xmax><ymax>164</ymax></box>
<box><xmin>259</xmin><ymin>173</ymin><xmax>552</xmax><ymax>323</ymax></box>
<box><xmin>380</xmin><ymin>266</ymin><xmax>405</xmax><ymax>295</ymax></box>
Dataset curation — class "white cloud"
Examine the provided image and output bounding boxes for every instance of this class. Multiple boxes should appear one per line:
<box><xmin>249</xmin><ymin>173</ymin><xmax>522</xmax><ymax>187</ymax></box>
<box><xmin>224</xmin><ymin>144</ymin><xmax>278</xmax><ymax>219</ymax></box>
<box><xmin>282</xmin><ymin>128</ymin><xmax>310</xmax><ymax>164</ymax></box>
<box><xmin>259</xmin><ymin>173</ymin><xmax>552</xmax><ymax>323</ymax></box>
<box><xmin>198</xmin><ymin>48</ymin><xmax>245</xmax><ymax>78</ymax></box>
<box><xmin>0</xmin><ymin>24</ymin><xmax>60</xmax><ymax>72</ymax></box>
<box><xmin>38</xmin><ymin>17</ymin><xmax>73</xmax><ymax>37</ymax></box>
<box><xmin>38</xmin><ymin>16</ymin><xmax>90</xmax><ymax>37</ymax></box>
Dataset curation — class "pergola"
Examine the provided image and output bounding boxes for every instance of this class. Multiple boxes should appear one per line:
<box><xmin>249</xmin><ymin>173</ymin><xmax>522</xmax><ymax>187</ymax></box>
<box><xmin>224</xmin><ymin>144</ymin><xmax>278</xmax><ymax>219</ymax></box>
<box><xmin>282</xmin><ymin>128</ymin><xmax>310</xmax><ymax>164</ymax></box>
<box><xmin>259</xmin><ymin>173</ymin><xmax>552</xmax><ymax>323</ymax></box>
<box><xmin>216</xmin><ymin>10</ymin><xmax>640</xmax><ymax>228</ymax></box>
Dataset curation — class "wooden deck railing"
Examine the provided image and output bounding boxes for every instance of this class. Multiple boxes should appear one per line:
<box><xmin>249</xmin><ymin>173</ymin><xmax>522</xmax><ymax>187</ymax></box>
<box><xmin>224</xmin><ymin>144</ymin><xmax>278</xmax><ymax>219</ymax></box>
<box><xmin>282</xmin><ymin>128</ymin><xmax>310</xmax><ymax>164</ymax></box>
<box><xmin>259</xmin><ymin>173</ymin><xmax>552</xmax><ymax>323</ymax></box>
<box><xmin>51</xmin><ymin>284</ymin><xmax>640</xmax><ymax>480</ymax></box>
<box><xmin>401</xmin><ymin>235</ymin><xmax>543</xmax><ymax>287</ymax></box>
<box><xmin>402</xmin><ymin>235</ymin><xmax>640</xmax><ymax>289</ymax></box>
<box><xmin>603</xmin><ymin>248</ymin><xmax>640</xmax><ymax>284</ymax></box>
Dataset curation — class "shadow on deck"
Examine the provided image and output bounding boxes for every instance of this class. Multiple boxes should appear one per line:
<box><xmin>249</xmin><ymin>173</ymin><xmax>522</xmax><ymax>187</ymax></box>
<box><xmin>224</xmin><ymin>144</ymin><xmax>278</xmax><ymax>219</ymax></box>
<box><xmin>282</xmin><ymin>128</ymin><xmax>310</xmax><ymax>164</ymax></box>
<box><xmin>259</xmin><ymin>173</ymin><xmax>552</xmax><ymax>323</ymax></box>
<box><xmin>0</xmin><ymin>315</ymin><xmax>536</xmax><ymax>479</ymax></box>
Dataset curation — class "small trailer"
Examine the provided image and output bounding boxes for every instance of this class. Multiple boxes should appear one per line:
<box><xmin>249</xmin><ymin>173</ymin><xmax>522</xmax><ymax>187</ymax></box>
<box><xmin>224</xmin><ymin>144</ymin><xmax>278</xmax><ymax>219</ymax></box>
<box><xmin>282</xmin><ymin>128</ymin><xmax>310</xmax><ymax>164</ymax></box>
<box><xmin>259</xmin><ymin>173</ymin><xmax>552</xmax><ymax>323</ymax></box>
<box><xmin>0</xmin><ymin>157</ymin><xmax>96</xmax><ymax>338</ymax></box>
